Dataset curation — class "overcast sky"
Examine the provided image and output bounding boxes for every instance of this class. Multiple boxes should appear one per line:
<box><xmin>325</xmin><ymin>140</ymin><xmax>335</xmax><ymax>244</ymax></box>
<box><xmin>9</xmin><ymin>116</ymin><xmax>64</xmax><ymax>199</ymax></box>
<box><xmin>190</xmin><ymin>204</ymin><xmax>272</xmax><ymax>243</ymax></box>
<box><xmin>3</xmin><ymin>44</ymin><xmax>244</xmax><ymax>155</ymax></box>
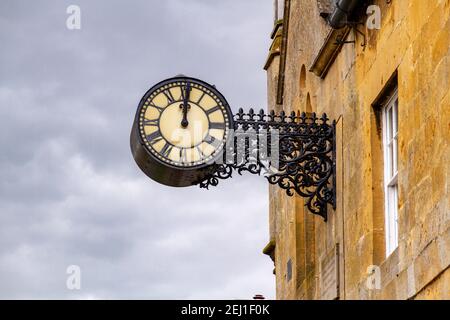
<box><xmin>0</xmin><ymin>0</ymin><xmax>275</xmax><ymax>299</ymax></box>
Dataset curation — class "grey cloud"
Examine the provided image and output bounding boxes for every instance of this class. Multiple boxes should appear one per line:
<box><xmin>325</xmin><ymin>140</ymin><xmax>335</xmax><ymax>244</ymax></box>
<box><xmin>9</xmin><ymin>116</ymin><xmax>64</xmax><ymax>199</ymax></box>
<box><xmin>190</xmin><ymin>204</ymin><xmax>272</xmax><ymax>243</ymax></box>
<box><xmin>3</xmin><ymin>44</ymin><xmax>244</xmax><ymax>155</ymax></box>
<box><xmin>0</xmin><ymin>0</ymin><xmax>274</xmax><ymax>299</ymax></box>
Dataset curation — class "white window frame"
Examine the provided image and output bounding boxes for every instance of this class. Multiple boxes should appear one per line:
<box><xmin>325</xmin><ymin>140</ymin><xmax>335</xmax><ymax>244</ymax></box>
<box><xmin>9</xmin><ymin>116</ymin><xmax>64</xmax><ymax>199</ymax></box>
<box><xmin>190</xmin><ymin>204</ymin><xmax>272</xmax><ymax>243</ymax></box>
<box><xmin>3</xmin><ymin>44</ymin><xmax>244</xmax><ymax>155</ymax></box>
<box><xmin>382</xmin><ymin>89</ymin><xmax>399</xmax><ymax>257</ymax></box>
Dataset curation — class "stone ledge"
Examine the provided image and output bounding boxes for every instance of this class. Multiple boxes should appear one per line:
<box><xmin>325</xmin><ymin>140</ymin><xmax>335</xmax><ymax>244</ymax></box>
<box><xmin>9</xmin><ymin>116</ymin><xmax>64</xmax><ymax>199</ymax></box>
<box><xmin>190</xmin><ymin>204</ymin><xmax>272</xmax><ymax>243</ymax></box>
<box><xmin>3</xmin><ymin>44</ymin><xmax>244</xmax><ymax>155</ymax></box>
<box><xmin>264</xmin><ymin>20</ymin><xmax>284</xmax><ymax>71</ymax></box>
<box><xmin>379</xmin><ymin>226</ymin><xmax>450</xmax><ymax>299</ymax></box>
<box><xmin>262</xmin><ymin>239</ymin><xmax>276</xmax><ymax>257</ymax></box>
<box><xmin>380</xmin><ymin>247</ymin><xmax>400</xmax><ymax>287</ymax></box>
<box><xmin>263</xmin><ymin>239</ymin><xmax>276</xmax><ymax>275</ymax></box>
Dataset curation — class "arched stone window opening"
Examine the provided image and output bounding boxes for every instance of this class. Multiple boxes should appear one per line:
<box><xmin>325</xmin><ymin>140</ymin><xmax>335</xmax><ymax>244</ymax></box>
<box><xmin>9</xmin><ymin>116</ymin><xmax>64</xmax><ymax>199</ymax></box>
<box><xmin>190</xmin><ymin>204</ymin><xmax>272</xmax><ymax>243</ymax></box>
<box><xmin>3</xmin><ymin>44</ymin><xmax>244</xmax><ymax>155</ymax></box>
<box><xmin>306</xmin><ymin>93</ymin><xmax>312</xmax><ymax>113</ymax></box>
<box><xmin>300</xmin><ymin>64</ymin><xmax>307</xmax><ymax>93</ymax></box>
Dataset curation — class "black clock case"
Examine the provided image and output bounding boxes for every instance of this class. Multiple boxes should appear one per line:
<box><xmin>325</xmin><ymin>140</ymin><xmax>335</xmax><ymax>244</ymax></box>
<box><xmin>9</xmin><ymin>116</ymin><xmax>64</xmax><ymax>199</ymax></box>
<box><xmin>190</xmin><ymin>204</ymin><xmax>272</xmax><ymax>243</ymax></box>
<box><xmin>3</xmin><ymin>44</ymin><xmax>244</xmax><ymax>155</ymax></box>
<box><xmin>130</xmin><ymin>76</ymin><xmax>234</xmax><ymax>188</ymax></box>
<box><xmin>131</xmin><ymin>120</ymin><xmax>224</xmax><ymax>187</ymax></box>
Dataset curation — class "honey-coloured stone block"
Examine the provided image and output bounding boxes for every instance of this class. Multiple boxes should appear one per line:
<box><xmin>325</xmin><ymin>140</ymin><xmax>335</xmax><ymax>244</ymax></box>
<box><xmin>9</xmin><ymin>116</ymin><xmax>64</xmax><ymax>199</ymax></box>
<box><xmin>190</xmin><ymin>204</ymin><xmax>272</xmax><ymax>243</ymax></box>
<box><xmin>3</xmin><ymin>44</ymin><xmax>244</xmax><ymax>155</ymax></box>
<box><xmin>265</xmin><ymin>0</ymin><xmax>450</xmax><ymax>300</ymax></box>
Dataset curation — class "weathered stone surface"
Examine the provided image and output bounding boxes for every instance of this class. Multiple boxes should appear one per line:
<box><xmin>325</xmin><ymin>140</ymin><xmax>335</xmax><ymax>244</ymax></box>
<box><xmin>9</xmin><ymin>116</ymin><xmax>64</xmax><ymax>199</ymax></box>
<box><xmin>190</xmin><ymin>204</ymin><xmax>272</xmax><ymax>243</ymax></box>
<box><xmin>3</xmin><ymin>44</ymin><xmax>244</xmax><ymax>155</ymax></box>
<box><xmin>414</xmin><ymin>267</ymin><xmax>450</xmax><ymax>300</ymax></box>
<box><xmin>265</xmin><ymin>0</ymin><xmax>450</xmax><ymax>300</ymax></box>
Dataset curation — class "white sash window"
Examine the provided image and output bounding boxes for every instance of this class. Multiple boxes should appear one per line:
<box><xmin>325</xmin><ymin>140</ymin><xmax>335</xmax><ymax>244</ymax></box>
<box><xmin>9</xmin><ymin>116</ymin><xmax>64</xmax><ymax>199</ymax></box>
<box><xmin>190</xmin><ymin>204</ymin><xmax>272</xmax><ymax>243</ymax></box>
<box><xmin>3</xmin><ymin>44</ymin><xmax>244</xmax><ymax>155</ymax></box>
<box><xmin>382</xmin><ymin>89</ymin><xmax>399</xmax><ymax>257</ymax></box>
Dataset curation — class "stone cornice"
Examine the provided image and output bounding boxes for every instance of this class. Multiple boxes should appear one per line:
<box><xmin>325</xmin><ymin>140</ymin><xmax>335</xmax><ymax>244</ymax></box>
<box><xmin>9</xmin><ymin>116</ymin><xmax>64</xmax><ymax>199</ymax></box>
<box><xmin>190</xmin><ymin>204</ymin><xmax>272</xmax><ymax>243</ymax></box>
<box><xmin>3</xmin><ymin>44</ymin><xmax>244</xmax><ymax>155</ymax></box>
<box><xmin>264</xmin><ymin>20</ymin><xmax>284</xmax><ymax>71</ymax></box>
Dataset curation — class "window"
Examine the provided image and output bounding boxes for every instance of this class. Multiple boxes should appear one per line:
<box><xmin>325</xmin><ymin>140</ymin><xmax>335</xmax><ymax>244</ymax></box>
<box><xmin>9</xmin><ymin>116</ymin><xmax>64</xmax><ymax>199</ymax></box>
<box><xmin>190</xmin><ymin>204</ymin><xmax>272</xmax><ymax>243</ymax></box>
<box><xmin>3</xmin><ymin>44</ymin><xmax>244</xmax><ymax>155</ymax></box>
<box><xmin>382</xmin><ymin>89</ymin><xmax>399</xmax><ymax>256</ymax></box>
<box><xmin>300</xmin><ymin>64</ymin><xmax>306</xmax><ymax>92</ymax></box>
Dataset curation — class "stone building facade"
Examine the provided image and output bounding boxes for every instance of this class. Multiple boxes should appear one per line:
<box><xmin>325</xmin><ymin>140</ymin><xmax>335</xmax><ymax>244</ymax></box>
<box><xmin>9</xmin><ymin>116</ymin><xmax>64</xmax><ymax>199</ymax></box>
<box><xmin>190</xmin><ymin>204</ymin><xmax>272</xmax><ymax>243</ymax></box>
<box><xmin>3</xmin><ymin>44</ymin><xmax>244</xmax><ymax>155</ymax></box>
<box><xmin>263</xmin><ymin>0</ymin><xmax>450</xmax><ymax>299</ymax></box>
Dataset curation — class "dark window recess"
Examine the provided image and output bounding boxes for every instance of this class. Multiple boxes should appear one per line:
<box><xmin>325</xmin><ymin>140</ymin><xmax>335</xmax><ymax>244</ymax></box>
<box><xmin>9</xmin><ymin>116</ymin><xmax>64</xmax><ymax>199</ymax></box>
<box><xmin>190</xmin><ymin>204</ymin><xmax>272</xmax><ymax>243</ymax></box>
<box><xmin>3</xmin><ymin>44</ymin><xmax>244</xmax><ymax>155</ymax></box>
<box><xmin>287</xmin><ymin>259</ymin><xmax>292</xmax><ymax>281</ymax></box>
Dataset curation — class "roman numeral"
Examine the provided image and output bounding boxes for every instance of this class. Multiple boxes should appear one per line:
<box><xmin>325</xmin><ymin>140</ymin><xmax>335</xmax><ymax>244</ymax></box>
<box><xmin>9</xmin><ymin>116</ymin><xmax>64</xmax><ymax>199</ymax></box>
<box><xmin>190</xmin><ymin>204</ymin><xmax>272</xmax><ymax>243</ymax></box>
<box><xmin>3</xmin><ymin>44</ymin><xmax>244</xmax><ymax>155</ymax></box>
<box><xmin>160</xmin><ymin>142</ymin><xmax>173</xmax><ymax>158</ymax></box>
<box><xmin>206</xmin><ymin>106</ymin><xmax>221</xmax><ymax>115</ymax></box>
<box><xmin>197</xmin><ymin>92</ymin><xmax>206</xmax><ymax>104</ymax></box>
<box><xmin>163</xmin><ymin>89</ymin><xmax>175</xmax><ymax>104</ymax></box>
<box><xmin>149</xmin><ymin>102</ymin><xmax>165</xmax><ymax>113</ymax></box>
<box><xmin>146</xmin><ymin>130</ymin><xmax>163</xmax><ymax>145</ymax></box>
<box><xmin>179</xmin><ymin>148</ymin><xmax>188</xmax><ymax>163</ymax></box>
<box><xmin>181</xmin><ymin>82</ymin><xmax>191</xmax><ymax>101</ymax></box>
<box><xmin>180</xmin><ymin>85</ymin><xmax>185</xmax><ymax>101</ymax></box>
<box><xmin>143</xmin><ymin>118</ymin><xmax>158</xmax><ymax>126</ymax></box>
<box><xmin>209</xmin><ymin>122</ymin><xmax>225</xmax><ymax>130</ymax></box>
<box><xmin>196</xmin><ymin>146</ymin><xmax>206</xmax><ymax>159</ymax></box>
<box><xmin>204</xmin><ymin>134</ymin><xmax>221</xmax><ymax>149</ymax></box>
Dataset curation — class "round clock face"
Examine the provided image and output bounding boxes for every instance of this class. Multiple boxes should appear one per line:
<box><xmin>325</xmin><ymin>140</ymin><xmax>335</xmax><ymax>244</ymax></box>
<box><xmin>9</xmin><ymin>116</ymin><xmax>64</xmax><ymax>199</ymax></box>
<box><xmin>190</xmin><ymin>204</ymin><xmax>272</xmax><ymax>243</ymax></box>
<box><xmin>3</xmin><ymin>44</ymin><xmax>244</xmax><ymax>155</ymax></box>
<box><xmin>137</xmin><ymin>77</ymin><xmax>233</xmax><ymax>168</ymax></box>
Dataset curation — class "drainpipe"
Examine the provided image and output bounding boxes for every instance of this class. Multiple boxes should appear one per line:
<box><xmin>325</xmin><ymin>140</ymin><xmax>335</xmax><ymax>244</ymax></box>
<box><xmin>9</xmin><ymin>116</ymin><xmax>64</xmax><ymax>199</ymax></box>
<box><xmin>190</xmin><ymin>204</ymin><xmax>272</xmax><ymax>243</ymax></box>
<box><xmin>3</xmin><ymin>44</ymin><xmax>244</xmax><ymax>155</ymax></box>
<box><xmin>327</xmin><ymin>0</ymin><xmax>360</xmax><ymax>29</ymax></box>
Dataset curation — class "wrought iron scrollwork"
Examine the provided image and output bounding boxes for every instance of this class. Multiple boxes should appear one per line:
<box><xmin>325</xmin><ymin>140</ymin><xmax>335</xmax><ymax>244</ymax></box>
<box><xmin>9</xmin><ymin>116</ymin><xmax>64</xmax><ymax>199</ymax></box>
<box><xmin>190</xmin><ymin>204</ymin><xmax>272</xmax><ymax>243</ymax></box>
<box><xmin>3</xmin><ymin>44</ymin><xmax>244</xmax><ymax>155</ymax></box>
<box><xmin>198</xmin><ymin>108</ymin><xmax>336</xmax><ymax>221</ymax></box>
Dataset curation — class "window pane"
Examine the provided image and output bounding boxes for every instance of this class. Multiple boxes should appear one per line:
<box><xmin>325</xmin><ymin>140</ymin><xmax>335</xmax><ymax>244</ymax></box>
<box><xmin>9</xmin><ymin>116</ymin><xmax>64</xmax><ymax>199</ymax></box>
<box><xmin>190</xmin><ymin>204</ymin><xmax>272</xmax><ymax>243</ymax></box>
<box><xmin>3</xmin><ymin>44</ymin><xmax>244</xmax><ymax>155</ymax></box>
<box><xmin>389</xmin><ymin>142</ymin><xmax>394</xmax><ymax>177</ymax></box>
<box><xmin>386</xmin><ymin>185</ymin><xmax>399</xmax><ymax>256</ymax></box>
<box><xmin>383</xmin><ymin>89</ymin><xmax>399</xmax><ymax>257</ymax></box>
<box><xmin>393</xmin><ymin>185</ymin><xmax>399</xmax><ymax>245</ymax></box>
<box><xmin>393</xmin><ymin>138</ymin><xmax>398</xmax><ymax>174</ymax></box>
<box><xmin>394</xmin><ymin>99</ymin><xmax>398</xmax><ymax>134</ymax></box>
<box><xmin>388</xmin><ymin>106</ymin><xmax>393</xmax><ymax>140</ymax></box>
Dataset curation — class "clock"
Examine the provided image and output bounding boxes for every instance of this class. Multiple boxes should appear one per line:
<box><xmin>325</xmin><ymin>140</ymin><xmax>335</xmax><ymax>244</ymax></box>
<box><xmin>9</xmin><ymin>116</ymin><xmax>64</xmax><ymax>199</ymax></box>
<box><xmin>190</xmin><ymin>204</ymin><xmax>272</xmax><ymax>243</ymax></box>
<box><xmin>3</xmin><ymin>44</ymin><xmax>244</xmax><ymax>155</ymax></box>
<box><xmin>130</xmin><ymin>76</ymin><xmax>234</xmax><ymax>187</ymax></box>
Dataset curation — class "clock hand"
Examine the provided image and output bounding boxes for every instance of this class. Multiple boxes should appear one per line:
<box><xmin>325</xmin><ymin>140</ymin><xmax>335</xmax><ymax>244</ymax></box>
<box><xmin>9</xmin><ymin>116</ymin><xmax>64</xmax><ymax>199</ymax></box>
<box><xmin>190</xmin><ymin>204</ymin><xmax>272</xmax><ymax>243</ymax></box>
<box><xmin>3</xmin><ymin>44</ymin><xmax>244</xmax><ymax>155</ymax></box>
<box><xmin>180</xmin><ymin>82</ymin><xmax>191</xmax><ymax>128</ymax></box>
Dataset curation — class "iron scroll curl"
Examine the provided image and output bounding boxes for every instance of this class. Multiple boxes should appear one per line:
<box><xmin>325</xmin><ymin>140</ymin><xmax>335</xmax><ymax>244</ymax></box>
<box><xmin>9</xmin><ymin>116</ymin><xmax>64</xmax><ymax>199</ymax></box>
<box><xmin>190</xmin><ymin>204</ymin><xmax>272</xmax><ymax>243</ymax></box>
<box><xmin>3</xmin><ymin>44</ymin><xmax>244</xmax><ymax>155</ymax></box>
<box><xmin>197</xmin><ymin>108</ymin><xmax>336</xmax><ymax>221</ymax></box>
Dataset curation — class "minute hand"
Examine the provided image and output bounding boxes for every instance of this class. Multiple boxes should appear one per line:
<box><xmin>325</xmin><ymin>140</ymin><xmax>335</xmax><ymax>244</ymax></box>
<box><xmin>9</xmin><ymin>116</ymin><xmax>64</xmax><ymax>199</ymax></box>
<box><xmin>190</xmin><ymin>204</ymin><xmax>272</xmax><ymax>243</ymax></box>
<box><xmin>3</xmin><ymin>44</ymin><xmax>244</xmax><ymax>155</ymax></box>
<box><xmin>181</xmin><ymin>82</ymin><xmax>191</xmax><ymax>128</ymax></box>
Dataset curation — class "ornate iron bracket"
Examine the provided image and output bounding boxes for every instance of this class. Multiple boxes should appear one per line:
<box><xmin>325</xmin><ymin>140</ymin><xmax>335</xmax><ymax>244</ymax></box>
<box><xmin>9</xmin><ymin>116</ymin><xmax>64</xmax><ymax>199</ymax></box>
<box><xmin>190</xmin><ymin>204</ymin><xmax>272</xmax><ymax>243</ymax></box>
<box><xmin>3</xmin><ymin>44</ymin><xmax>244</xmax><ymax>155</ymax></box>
<box><xmin>198</xmin><ymin>108</ymin><xmax>336</xmax><ymax>221</ymax></box>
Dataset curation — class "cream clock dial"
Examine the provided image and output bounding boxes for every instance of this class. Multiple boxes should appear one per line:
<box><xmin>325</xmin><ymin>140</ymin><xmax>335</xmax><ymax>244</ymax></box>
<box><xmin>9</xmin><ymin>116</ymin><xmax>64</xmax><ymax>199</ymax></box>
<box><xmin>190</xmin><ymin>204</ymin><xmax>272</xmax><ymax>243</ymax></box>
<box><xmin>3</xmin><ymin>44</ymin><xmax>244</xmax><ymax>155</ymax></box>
<box><xmin>131</xmin><ymin>76</ymin><xmax>234</xmax><ymax>187</ymax></box>
<box><xmin>139</xmin><ymin>79</ymin><xmax>230</xmax><ymax>167</ymax></box>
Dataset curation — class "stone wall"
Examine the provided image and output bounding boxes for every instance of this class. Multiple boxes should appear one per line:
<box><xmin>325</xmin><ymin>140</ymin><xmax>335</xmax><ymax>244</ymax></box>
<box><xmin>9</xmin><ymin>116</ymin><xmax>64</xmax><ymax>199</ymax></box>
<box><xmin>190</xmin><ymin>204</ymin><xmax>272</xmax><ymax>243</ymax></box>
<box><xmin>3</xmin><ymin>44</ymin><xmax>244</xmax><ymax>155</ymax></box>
<box><xmin>264</xmin><ymin>0</ymin><xmax>450</xmax><ymax>300</ymax></box>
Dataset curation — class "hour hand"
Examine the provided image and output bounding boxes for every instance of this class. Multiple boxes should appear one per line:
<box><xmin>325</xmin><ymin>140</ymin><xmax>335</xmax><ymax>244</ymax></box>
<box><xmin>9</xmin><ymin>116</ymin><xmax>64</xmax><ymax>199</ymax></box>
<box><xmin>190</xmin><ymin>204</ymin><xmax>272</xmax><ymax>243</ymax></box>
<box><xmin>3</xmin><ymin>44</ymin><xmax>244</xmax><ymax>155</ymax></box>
<box><xmin>180</xmin><ymin>82</ymin><xmax>191</xmax><ymax>128</ymax></box>
<box><xmin>184</xmin><ymin>81</ymin><xmax>191</xmax><ymax>105</ymax></box>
